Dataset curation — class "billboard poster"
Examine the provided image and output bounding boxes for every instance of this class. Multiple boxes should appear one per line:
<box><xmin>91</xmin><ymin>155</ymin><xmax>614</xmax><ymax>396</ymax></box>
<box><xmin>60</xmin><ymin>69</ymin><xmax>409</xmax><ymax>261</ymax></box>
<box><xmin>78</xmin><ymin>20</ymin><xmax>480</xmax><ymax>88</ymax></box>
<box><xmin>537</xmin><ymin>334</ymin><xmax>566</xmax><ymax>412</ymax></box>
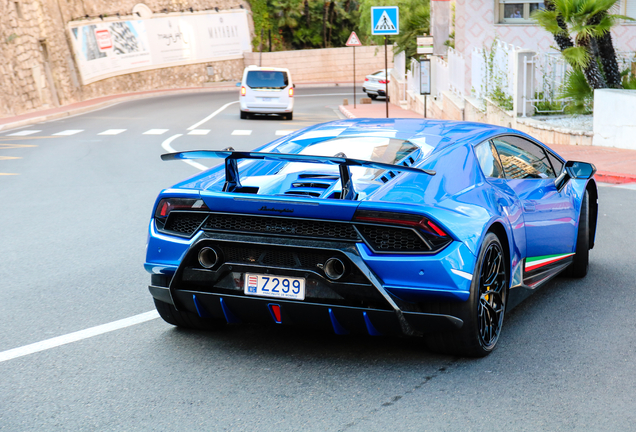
<box><xmin>69</xmin><ymin>10</ymin><xmax>251</xmax><ymax>85</ymax></box>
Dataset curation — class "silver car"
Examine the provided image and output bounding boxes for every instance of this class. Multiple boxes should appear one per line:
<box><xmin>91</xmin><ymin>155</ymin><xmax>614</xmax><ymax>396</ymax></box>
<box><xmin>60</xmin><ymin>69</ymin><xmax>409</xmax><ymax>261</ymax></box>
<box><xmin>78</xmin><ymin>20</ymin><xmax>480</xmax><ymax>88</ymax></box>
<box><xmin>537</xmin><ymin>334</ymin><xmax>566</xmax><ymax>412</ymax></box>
<box><xmin>362</xmin><ymin>69</ymin><xmax>392</xmax><ymax>100</ymax></box>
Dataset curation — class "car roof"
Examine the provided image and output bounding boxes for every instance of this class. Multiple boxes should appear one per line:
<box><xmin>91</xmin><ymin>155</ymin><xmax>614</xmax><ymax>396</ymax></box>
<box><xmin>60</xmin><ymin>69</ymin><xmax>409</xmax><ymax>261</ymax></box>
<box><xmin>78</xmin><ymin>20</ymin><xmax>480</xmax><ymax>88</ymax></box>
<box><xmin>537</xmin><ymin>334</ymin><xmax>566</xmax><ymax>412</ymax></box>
<box><xmin>280</xmin><ymin>118</ymin><xmax>513</xmax><ymax>153</ymax></box>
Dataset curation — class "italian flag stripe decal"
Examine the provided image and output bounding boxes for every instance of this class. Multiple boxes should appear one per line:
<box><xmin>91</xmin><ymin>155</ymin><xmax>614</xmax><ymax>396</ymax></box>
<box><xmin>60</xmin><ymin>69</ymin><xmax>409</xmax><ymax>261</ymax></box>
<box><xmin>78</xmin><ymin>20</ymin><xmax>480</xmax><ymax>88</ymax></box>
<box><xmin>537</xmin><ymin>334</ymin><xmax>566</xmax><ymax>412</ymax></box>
<box><xmin>525</xmin><ymin>253</ymin><xmax>575</xmax><ymax>272</ymax></box>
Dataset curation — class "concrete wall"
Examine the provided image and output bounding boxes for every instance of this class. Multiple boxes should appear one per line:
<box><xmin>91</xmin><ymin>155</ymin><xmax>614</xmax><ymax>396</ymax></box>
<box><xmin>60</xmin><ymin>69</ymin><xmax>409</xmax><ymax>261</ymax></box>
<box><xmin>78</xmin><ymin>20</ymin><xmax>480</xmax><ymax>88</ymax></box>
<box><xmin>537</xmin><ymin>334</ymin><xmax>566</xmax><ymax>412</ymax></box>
<box><xmin>0</xmin><ymin>0</ymin><xmax>248</xmax><ymax>119</ymax></box>
<box><xmin>454</xmin><ymin>0</ymin><xmax>636</xmax><ymax>96</ymax></box>
<box><xmin>593</xmin><ymin>89</ymin><xmax>636</xmax><ymax>150</ymax></box>
<box><xmin>244</xmin><ymin>46</ymin><xmax>393</xmax><ymax>83</ymax></box>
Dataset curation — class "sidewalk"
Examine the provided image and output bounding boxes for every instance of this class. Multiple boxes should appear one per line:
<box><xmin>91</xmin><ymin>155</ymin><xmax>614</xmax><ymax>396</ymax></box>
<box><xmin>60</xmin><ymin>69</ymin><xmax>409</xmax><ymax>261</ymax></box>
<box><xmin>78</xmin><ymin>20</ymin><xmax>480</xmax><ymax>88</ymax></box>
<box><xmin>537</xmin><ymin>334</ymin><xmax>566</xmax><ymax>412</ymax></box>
<box><xmin>339</xmin><ymin>102</ymin><xmax>636</xmax><ymax>184</ymax></box>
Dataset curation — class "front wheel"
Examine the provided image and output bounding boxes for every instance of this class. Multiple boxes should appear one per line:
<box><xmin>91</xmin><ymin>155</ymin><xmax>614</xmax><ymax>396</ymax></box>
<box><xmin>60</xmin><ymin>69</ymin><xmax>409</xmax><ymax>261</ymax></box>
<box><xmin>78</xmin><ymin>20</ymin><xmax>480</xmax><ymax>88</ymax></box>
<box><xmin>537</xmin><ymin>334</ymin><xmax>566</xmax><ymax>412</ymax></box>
<box><xmin>369</xmin><ymin>95</ymin><xmax>377</xmax><ymax>100</ymax></box>
<box><xmin>154</xmin><ymin>298</ymin><xmax>225</xmax><ymax>331</ymax></box>
<box><xmin>426</xmin><ymin>232</ymin><xmax>508</xmax><ymax>357</ymax></box>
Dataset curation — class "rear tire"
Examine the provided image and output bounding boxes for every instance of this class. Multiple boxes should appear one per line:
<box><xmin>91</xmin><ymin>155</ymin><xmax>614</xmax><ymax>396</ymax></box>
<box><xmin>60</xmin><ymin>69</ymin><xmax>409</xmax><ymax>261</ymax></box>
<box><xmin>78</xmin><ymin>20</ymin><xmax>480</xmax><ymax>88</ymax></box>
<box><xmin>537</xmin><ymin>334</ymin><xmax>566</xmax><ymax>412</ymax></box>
<box><xmin>563</xmin><ymin>190</ymin><xmax>590</xmax><ymax>278</ymax></box>
<box><xmin>240</xmin><ymin>111</ymin><xmax>248</xmax><ymax>119</ymax></box>
<box><xmin>369</xmin><ymin>95</ymin><xmax>377</xmax><ymax>100</ymax></box>
<box><xmin>285</xmin><ymin>112</ymin><xmax>293</xmax><ymax>120</ymax></box>
<box><xmin>154</xmin><ymin>298</ymin><xmax>225</xmax><ymax>331</ymax></box>
<box><xmin>426</xmin><ymin>233</ymin><xmax>508</xmax><ymax>357</ymax></box>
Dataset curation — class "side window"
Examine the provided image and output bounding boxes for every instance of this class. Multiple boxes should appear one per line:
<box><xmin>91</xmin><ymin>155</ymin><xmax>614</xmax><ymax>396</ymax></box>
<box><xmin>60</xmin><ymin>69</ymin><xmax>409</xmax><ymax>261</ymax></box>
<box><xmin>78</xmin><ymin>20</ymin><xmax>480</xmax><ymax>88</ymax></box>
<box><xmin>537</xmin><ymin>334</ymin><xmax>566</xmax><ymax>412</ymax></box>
<box><xmin>546</xmin><ymin>152</ymin><xmax>564</xmax><ymax>176</ymax></box>
<box><xmin>474</xmin><ymin>140</ymin><xmax>505</xmax><ymax>178</ymax></box>
<box><xmin>492</xmin><ymin>136</ymin><xmax>556</xmax><ymax>179</ymax></box>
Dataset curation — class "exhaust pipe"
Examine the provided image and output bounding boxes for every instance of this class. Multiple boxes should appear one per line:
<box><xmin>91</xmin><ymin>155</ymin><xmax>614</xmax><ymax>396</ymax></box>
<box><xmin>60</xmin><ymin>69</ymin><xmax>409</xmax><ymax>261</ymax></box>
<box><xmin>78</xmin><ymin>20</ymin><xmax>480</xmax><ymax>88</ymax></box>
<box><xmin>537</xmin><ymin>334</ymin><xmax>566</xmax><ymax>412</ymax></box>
<box><xmin>198</xmin><ymin>247</ymin><xmax>219</xmax><ymax>269</ymax></box>
<box><xmin>324</xmin><ymin>257</ymin><xmax>346</xmax><ymax>281</ymax></box>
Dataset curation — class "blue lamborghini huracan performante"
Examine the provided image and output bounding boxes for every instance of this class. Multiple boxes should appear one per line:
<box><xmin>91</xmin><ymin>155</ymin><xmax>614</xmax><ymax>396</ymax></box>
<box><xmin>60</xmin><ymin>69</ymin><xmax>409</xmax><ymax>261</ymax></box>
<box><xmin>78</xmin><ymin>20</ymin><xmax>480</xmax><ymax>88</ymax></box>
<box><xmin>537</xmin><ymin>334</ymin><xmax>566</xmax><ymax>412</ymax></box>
<box><xmin>145</xmin><ymin>119</ymin><xmax>597</xmax><ymax>357</ymax></box>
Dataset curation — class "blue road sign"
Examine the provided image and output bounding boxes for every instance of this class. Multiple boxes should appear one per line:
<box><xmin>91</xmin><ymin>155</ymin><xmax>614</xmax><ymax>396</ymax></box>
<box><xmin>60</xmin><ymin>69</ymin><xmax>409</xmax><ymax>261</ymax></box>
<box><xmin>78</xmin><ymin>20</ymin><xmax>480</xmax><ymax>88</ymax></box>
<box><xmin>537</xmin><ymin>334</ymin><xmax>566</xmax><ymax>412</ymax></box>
<box><xmin>371</xmin><ymin>7</ymin><xmax>399</xmax><ymax>36</ymax></box>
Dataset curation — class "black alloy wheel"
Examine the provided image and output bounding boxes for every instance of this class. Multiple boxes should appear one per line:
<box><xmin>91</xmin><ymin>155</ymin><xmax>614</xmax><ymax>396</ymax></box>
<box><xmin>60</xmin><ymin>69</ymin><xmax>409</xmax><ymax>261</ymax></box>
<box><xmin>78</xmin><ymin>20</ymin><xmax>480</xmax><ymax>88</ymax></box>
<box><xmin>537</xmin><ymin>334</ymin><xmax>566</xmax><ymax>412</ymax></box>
<box><xmin>477</xmin><ymin>240</ymin><xmax>507</xmax><ymax>350</ymax></box>
<box><xmin>425</xmin><ymin>232</ymin><xmax>508</xmax><ymax>357</ymax></box>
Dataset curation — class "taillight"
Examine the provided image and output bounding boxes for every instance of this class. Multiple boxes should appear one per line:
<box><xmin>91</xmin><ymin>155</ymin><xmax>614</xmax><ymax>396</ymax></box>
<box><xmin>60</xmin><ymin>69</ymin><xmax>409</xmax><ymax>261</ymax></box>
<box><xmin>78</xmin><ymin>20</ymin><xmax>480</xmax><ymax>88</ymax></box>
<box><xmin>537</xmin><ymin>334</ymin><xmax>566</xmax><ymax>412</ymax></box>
<box><xmin>288</xmin><ymin>87</ymin><xmax>294</xmax><ymax>97</ymax></box>
<box><xmin>154</xmin><ymin>198</ymin><xmax>209</xmax><ymax>219</ymax></box>
<box><xmin>240</xmin><ymin>86</ymin><xmax>246</xmax><ymax>96</ymax></box>
<box><xmin>379</xmin><ymin>79</ymin><xmax>389</xmax><ymax>84</ymax></box>
<box><xmin>353</xmin><ymin>210</ymin><xmax>446</xmax><ymax>236</ymax></box>
<box><xmin>365</xmin><ymin>78</ymin><xmax>369</xmax><ymax>81</ymax></box>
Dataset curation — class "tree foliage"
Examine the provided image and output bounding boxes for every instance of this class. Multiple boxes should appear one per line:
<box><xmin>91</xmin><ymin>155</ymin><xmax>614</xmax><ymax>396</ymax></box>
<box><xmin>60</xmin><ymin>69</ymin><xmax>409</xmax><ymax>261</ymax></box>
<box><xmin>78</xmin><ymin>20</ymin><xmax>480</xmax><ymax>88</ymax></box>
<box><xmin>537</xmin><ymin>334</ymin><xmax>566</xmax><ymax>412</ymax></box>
<box><xmin>532</xmin><ymin>0</ymin><xmax>633</xmax><ymax>89</ymax></box>
<box><xmin>248</xmin><ymin>0</ymin><xmax>430</xmax><ymax>57</ymax></box>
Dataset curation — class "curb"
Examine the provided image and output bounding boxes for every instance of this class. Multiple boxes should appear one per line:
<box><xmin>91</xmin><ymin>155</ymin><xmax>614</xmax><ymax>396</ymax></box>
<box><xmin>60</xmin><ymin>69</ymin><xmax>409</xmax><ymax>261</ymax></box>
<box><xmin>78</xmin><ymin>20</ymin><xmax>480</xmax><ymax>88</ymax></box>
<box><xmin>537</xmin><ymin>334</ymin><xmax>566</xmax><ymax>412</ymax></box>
<box><xmin>339</xmin><ymin>105</ymin><xmax>356</xmax><ymax>119</ymax></box>
<box><xmin>595</xmin><ymin>171</ymin><xmax>636</xmax><ymax>185</ymax></box>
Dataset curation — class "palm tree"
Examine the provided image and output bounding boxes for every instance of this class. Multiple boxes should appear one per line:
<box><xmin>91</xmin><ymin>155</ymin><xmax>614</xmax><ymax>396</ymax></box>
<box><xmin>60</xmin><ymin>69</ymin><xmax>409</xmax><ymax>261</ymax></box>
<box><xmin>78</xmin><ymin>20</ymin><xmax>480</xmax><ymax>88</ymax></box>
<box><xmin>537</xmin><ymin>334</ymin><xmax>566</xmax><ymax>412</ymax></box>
<box><xmin>533</xmin><ymin>0</ymin><xmax>631</xmax><ymax>89</ymax></box>
<box><xmin>270</xmin><ymin>0</ymin><xmax>302</xmax><ymax>45</ymax></box>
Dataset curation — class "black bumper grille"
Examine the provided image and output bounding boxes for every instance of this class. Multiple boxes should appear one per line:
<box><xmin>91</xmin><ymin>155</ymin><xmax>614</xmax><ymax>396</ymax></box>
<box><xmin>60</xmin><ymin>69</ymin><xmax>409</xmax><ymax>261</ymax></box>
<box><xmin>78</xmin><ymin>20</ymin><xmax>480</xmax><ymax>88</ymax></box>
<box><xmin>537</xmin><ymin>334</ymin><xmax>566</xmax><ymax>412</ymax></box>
<box><xmin>202</xmin><ymin>213</ymin><xmax>359</xmax><ymax>241</ymax></box>
<box><xmin>356</xmin><ymin>225</ymin><xmax>430</xmax><ymax>252</ymax></box>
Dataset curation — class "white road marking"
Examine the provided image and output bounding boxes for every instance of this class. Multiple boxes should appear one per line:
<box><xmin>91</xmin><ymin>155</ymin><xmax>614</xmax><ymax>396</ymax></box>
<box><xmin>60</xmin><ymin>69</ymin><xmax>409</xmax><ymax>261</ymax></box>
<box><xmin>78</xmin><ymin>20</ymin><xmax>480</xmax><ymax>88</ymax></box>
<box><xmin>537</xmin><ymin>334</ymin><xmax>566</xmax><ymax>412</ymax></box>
<box><xmin>187</xmin><ymin>101</ymin><xmax>239</xmax><ymax>130</ymax></box>
<box><xmin>231</xmin><ymin>130</ymin><xmax>252</xmax><ymax>136</ymax></box>
<box><xmin>0</xmin><ymin>311</ymin><xmax>159</xmax><ymax>363</ymax></box>
<box><xmin>98</xmin><ymin>129</ymin><xmax>127</xmax><ymax>135</ymax></box>
<box><xmin>161</xmin><ymin>134</ymin><xmax>209</xmax><ymax>171</ymax></box>
<box><xmin>188</xmin><ymin>129</ymin><xmax>211</xmax><ymax>135</ymax></box>
<box><xmin>275</xmin><ymin>130</ymin><xmax>297</xmax><ymax>136</ymax></box>
<box><xmin>143</xmin><ymin>129</ymin><xmax>169</xmax><ymax>135</ymax></box>
<box><xmin>7</xmin><ymin>130</ymin><xmax>41</xmax><ymax>136</ymax></box>
<box><xmin>53</xmin><ymin>129</ymin><xmax>83</xmax><ymax>136</ymax></box>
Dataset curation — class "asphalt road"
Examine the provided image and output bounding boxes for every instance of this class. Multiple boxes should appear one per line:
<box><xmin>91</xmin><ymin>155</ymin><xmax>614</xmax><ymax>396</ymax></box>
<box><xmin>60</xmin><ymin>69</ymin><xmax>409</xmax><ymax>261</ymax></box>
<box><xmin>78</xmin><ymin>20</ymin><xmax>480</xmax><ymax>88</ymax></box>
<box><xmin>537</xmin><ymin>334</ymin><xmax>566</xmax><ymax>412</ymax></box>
<box><xmin>1</xmin><ymin>88</ymin><xmax>635</xmax><ymax>431</ymax></box>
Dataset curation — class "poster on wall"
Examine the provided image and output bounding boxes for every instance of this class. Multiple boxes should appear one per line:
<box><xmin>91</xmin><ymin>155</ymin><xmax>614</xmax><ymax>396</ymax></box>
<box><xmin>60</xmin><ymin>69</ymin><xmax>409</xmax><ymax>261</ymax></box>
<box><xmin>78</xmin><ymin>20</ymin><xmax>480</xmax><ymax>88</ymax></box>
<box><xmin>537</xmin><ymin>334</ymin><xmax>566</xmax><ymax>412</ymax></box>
<box><xmin>69</xmin><ymin>10</ymin><xmax>251</xmax><ymax>85</ymax></box>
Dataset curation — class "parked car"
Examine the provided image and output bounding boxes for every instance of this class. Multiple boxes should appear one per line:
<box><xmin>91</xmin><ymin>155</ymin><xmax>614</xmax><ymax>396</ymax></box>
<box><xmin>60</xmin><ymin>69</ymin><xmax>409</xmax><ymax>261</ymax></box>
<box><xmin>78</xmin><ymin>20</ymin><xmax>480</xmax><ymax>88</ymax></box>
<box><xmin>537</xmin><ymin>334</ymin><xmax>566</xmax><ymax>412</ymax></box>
<box><xmin>362</xmin><ymin>69</ymin><xmax>392</xmax><ymax>100</ymax></box>
<box><xmin>239</xmin><ymin>66</ymin><xmax>294</xmax><ymax>120</ymax></box>
<box><xmin>146</xmin><ymin>118</ymin><xmax>597</xmax><ymax>357</ymax></box>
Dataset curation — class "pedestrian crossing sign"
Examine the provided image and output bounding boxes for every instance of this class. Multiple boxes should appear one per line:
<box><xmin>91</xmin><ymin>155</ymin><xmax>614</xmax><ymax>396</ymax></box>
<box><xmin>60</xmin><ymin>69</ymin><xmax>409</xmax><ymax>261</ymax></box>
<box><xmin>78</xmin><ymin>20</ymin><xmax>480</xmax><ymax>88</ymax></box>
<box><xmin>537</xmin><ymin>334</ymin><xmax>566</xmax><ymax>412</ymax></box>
<box><xmin>371</xmin><ymin>7</ymin><xmax>399</xmax><ymax>35</ymax></box>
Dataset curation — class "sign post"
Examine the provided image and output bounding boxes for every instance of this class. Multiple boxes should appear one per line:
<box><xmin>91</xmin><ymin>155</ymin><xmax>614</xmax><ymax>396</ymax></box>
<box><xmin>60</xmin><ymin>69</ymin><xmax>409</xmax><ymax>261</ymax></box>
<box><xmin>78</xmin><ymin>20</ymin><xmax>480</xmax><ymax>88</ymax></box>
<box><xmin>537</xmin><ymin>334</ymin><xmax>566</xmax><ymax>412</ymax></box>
<box><xmin>346</xmin><ymin>31</ymin><xmax>362</xmax><ymax>109</ymax></box>
<box><xmin>371</xmin><ymin>6</ymin><xmax>399</xmax><ymax>118</ymax></box>
<box><xmin>420</xmin><ymin>58</ymin><xmax>431</xmax><ymax>118</ymax></box>
<box><xmin>417</xmin><ymin>35</ymin><xmax>433</xmax><ymax>119</ymax></box>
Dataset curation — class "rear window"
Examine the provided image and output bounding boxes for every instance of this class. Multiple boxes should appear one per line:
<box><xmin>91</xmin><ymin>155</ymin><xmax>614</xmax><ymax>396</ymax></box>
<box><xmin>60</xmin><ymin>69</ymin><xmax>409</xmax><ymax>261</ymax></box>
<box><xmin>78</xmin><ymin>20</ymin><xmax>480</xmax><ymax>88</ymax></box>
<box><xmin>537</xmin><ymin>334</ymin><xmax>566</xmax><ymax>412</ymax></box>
<box><xmin>246</xmin><ymin>71</ymin><xmax>289</xmax><ymax>89</ymax></box>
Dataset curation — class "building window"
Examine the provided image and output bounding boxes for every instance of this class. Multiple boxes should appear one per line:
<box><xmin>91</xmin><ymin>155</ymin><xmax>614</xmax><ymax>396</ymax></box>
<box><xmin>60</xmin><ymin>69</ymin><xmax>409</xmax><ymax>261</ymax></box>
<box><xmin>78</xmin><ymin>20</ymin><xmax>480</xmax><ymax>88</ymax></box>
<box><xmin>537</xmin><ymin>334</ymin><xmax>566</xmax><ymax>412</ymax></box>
<box><xmin>497</xmin><ymin>1</ymin><xmax>545</xmax><ymax>23</ymax></box>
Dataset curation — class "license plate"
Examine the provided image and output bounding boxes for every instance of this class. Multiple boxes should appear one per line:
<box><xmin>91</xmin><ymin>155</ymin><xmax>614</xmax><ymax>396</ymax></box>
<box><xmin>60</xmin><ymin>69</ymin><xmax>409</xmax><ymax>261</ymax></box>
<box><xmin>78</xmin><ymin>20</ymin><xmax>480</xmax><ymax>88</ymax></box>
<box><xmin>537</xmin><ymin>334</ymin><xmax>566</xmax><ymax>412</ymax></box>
<box><xmin>261</xmin><ymin>97</ymin><xmax>272</xmax><ymax>102</ymax></box>
<box><xmin>244</xmin><ymin>273</ymin><xmax>305</xmax><ymax>300</ymax></box>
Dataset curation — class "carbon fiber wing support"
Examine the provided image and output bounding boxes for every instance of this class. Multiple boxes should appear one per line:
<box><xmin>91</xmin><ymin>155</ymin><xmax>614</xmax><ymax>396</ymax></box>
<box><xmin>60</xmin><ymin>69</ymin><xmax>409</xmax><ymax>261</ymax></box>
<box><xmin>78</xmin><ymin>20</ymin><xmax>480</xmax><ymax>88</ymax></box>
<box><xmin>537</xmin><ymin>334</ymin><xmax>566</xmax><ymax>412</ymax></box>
<box><xmin>161</xmin><ymin>150</ymin><xmax>436</xmax><ymax>199</ymax></box>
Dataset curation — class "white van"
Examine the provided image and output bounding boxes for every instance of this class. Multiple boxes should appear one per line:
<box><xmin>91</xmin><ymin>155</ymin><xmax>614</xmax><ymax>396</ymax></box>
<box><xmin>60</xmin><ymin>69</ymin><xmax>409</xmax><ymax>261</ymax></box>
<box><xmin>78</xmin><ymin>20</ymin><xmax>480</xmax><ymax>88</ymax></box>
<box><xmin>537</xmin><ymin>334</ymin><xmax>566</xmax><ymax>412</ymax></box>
<box><xmin>239</xmin><ymin>66</ymin><xmax>294</xmax><ymax>120</ymax></box>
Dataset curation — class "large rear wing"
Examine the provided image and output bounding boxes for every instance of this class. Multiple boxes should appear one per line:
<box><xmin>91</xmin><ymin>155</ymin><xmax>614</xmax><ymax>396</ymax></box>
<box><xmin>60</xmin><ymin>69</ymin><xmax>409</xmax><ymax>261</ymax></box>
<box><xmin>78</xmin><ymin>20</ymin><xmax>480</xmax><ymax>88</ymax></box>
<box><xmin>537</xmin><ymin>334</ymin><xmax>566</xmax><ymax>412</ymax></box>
<box><xmin>161</xmin><ymin>150</ymin><xmax>436</xmax><ymax>200</ymax></box>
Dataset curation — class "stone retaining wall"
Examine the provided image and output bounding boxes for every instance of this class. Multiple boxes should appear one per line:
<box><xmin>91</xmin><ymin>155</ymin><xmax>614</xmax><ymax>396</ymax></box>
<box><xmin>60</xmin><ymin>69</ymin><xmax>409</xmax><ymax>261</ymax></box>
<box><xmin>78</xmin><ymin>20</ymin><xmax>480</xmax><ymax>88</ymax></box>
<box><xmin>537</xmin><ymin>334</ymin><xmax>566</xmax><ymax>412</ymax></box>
<box><xmin>1</xmin><ymin>0</ymin><xmax>248</xmax><ymax>118</ymax></box>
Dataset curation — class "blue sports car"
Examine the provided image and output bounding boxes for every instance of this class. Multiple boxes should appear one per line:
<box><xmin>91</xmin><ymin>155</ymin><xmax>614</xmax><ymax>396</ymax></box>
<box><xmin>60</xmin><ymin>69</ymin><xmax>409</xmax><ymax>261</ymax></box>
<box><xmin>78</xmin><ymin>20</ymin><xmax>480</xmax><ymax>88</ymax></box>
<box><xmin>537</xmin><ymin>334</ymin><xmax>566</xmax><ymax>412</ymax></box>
<box><xmin>145</xmin><ymin>119</ymin><xmax>597</xmax><ymax>357</ymax></box>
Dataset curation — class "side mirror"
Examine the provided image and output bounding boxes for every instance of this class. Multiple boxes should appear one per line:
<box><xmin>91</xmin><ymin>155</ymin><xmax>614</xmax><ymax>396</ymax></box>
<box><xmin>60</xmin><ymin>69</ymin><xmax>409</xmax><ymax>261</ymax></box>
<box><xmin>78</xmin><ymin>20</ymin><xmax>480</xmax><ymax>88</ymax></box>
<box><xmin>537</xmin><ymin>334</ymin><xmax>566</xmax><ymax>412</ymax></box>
<box><xmin>293</xmin><ymin>83</ymin><xmax>296</xmax><ymax>88</ymax></box>
<box><xmin>555</xmin><ymin>160</ymin><xmax>597</xmax><ymax>192</ymax></box>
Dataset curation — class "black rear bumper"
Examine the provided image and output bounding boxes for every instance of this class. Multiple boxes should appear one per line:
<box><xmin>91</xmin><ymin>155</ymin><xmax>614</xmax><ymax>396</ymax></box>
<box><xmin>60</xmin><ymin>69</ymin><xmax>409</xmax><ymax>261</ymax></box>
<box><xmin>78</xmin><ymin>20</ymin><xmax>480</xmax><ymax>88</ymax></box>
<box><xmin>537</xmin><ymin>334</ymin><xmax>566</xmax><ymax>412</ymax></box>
<box><xmin>149</xmin><ymin>285</ymin><xmax>463</xmax><ymax>336</ymax></box>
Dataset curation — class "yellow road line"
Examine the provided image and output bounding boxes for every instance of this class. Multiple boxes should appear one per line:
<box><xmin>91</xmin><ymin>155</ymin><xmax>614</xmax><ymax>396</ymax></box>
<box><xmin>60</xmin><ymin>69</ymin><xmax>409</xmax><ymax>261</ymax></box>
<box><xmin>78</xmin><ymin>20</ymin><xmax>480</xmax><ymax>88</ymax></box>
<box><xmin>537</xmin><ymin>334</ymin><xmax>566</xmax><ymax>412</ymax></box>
<box><xmin>0</xmin><ymin>156</ymin><xmax>22</xmax><ymax>160</ymax></box>
<box><xmin>0</xmin><ymin>173</ymin><xmax>19</xmax><ymax>176</ymax></box>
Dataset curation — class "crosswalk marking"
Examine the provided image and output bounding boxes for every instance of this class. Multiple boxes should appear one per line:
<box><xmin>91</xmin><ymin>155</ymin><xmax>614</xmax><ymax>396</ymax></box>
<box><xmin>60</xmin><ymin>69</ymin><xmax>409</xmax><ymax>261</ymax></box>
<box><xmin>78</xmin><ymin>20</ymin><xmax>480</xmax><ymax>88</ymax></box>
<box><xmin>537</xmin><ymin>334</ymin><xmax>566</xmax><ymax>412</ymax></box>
<box><xmin>143</xmin><ymin>129</ymin><xmax>169</xmax><ymax>135</ymax></box>
<box><xmin>7</xmin><ymin>130</ymin><xmax>41</xmax><ymax>136</ymax></box>
<box><xmin>98</xmin><ymin>129</ymin><xmax>127</xmax><ymax>135</ymax></box>
<box><xmin>275</xmin><ymin>130</ymin><xmax>297</xmax><ymax>136</ymax></box>
<box><xmin>231</xmin><ymin>130</ymin><xmax>252</xmax><ymax>136</ymax></box>
<box><xmin>188</xmin><ymin>129</ymin><xmax>211</xmax><ymax>135</ymax></box>
<box><xmin>53</xmin><ymin>130</ymin><xmax>83</xmax><ymax>136</ymax></box>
